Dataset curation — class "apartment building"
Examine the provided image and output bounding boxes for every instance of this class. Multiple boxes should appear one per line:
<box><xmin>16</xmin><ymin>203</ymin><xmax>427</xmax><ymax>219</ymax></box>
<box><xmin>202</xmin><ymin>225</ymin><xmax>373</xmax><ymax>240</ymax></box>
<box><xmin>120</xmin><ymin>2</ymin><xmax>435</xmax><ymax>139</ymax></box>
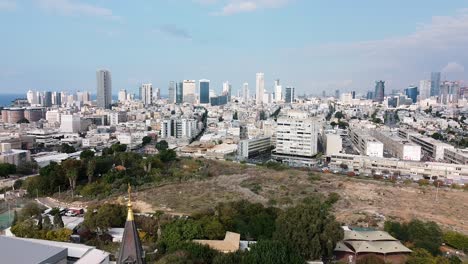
<box><xmin>373</xmin><ymin>131</ymin><xmax>421</xmax><ymax>161</ymax></box>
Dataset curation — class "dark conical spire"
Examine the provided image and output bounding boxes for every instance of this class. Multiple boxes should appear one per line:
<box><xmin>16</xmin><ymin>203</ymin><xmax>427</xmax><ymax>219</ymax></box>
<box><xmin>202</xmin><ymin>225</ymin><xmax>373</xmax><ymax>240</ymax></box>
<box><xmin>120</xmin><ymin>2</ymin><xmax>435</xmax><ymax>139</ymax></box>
<box><xmin>117</xmin><ymin>184</ymin><xmax>145</xmax><ymax>264</ymax></box>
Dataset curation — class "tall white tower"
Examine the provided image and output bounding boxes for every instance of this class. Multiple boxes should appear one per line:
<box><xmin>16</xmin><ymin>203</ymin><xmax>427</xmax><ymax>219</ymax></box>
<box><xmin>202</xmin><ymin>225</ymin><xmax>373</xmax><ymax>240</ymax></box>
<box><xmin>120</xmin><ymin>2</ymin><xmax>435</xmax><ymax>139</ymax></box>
<box><xmin>183</xmin><ymin>80</ymin><xmax>196</xmax><ymax>104</ymax></box>
<box><xmin>118</xmin><ymin>89</ymin><xmax>127</xmax><ymax>102</ymax></box>
<box><xmin>419</xmin><ymin>80</ymin><xmax>431</xmax><ymax>100</ymax></box>
<box><xmin>140</xmin><ymin>83</ymin><xmax>153</xmax><ymax>106</ymax></box>
<box><xmin>256</xmin><ymin>73</ymin><xmax>264</xmax><ymax>105</ymax></box>
<box><xmin>242</xmin><ymin>83</ymin><xmax>249</xmax><ymax>103</ymax></box>
<box><xmin>275</xmin><ymin>79</ymin><xmax>282</xmax><ymax>102</ymax></box>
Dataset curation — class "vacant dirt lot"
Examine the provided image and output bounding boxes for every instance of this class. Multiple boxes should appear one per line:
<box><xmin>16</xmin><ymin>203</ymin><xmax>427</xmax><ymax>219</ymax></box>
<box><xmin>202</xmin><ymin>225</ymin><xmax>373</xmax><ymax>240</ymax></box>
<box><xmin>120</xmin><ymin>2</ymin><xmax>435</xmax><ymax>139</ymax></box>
<box><xmin>125</xmin><ymin>161</ymin><xmax>468</xmax><ymax>234</ymax></box>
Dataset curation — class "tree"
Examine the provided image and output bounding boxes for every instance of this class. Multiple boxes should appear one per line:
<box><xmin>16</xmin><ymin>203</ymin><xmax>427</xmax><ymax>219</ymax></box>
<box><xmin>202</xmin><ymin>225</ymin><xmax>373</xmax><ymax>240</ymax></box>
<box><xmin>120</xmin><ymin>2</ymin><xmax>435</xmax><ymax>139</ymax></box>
<box><xmin>158</xmin><ymin>149</ymin><xmax>177</xmax><ymax>163</ymax></box>
<box><xmin>21</xmin><ymin>202</ymin><xmax>44</xmax><ymax>219</ymax></box>
<box><xmin>334</xmin><ymin>111</ymin><xmax>344</xmax><ymax>119</ymax></box>
<box><xmin>13</xmin><ymin>179</ymin><xmax>23</xmax><ymax>190</ymax></box>
<box><xmin>43</xmin><ymin>215</ymin><xmax>52</xmax><ymax>230</ymax></box>
<box><xmin>406</xmin><ymin>248</ymin><xmax>437</xmax><ymax>264</ymax></box>
<box><xmin>156</xmin><ymin>140</ymin><xmax>169</xmax><ymax>151</ymax></box>
<box><xmin>431</xmin><ymin>133</ymin><xmax>444</xmax><ymax>140</ymax></box>
<box><xmin>60</xmin><ymin>143</ymin><xmax>76</xmax><ymax>154</ymax></box>
<box><xmin>37</xmin><ymin>214</ymin><xmax>43</xmax><ymax>230</ymax></box>
<box><xmin>443</xmin><ymin>231</ymin><xmax>468</xmax><ymax>252</ymax></box>
<box><xmin>83</xmin><ymin>204</ymin><xmax>126</xmax><ymax>232</ymax></box>
<box><xmin>61</xmin><ymin>159</ymin><xmax>82</xmax><ymax>197</ymax></box>
<box><xmin>17</xmin><ymin>118</ymin><xmax>30</xmax><ymax>123</ymax></box>
<box><xmin>54</xmin><ymin>213</ymin><xmax>64</xmax><ymax>228</ymax></box>
<box><xmin>16</xmin><ymin>161</ymin><xmax>37</xmax><ymax>175</ymax></box>
<box><xmin>142</xmin><ymin>136</ymin><xmax>152</xmax><ymax>146</ymax></box>
<box><xmin>407</xmin><ymin>220</ymin><xmax>443</xmax><ymax>255</ymax></box>
<box><xmin>274</xmin><ymin>196</ymin><xmax>344</xmax><ymax>261</ymax></box>
<box><xmin>0</xmin><ymin>163</ymin><xmax>16</xmax><ymax>177</ymax></box>
<box><xmin>233</xmin><ymin>111</ymin><xmax>238</xmax><ymax>120</ymax></box>
<box><xmin>80</xmin><ymin>149</ymin><xmax>95</xmax><ymax>160</ymax></box>
<box><xmin>244</xmin><ymin>240</ymin><xmax>305</xmax><ymax>264</ymax></box>
<box><xmin>86</xmin><ymin>159</ymin><xmax>96</xmax><ymax>184</ymax></box>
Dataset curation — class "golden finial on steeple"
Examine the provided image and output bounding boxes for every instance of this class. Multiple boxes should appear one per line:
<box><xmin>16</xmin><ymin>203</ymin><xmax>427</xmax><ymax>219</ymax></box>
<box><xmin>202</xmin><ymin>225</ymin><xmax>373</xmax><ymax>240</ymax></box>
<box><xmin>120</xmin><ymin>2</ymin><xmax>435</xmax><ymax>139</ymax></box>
<box><xmin>127</xmin><ymin>183</ymin><xmax>134</xmax><ymax>221</ymax></box>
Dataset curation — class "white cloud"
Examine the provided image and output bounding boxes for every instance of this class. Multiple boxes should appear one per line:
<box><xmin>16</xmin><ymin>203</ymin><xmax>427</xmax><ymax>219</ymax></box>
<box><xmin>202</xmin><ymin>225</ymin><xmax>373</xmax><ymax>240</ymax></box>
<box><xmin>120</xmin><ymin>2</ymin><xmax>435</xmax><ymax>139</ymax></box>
<box><xmin>35</xmin><ymin>0</ymin><xmax>120</xmax><ymax>20</ymax></box>
<box><xmin>442</xmin><ymin>62</ymin><xmax>464</xmax><ymax>73</ymax></box>
<box><xmin>0</xmin><ymin>0</ymin><xmax>16</xmax><ymax>11</ymax></box>
<box><xmin>213</xmin><ymin>0</ymin><xmax>291</xmax><ymax>15</ymax></box>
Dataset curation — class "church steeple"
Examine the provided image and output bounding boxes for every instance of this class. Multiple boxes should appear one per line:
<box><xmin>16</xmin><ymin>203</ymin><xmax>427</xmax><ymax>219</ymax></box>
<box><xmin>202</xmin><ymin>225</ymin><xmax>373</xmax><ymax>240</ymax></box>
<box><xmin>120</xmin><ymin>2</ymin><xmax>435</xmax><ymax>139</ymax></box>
<box><xmin>117</xmin><ymin>184</ymin><xmax>145</xmax><ymax>264</ymax></box>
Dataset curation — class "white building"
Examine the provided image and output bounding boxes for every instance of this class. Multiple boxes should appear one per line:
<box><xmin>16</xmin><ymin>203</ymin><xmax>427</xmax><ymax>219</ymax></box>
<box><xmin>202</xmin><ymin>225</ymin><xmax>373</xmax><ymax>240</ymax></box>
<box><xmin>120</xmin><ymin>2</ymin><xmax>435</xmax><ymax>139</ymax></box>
<box><xmin>242</xmin><ymin>82</ymin><xmax>249</xmax><ymax>103</ymax></box>
<box><xmin>238</xmin><ymin>137</ymin><xmax>271</xmax><ymax>159</ymax></box>
<box><xmin>373</xmin><ymin>131</ymin><xmax>421</xmax><ymax>161</ymax></box>
<box><xmin>399</xmin><ymin>130</ymin><xmax>455</xmax><ymax>161</ymax></box>
<box><xmin>46</xmin><ymin>110</ymin><xmax>61</xmax><ymax>124</ymax></box>
<box><xmin>183</xmin><ymin>80</ymin><xmax>196</xmax><ymax>104</ymax></box>
<box><xmin>273</xmin><ymin>111</ymin><xmax>320</xmax><ymax>165</ymax></box>
<box><xmin>255</xmin><ymin>73</ymin><xmax>264</xmax><ymax>105</ymax></box>
<box><xmin>340</xmin><ymin>93</ymin><xmax>353</xmax><ymax>105</ymax></box>
<box><xmin>349</xmin><ymin>129</ymin><xmax>383</xmax><ymax>158</ymax></box>
<box><xmin>444</xmin><ymin>148</ymin><xmax>468</xmax><ymax>165</ymax></box>
<box><xmin>108</xmin><ymin>111</ymin><xmax>127</xmax><ymax>126</ymax></box>
<box><xmin>140</xmin><ymin>83</ymin><xmax>153</xmax><ymax>106</ymax></box>
<box><xmin>419</xmin><ymin>80</ymin><xmax>431</xmax><ymax>100</ymax></box>
<box><xmin>274</xmin><ymin>79</ymin><xmax>282</xmax><ymax>102</ymax></box>
<box><xmin>118</xmin><ymin>89</ymin><xmax>127</xmax><ymax>102</ymax></box>
<box><xmin>324</xmin><ymin>133</ymin><xmax>342</xmax><ymax>155</ymax></box>
<box><xmin>27</xmin><ymin>90</ymin><xmax>38</xmax><ymax>105</ymax></box>
<box><xmin>60</xmin><ymin>114</ymin><xmax>81</xmax><ymax>133</ymax></box>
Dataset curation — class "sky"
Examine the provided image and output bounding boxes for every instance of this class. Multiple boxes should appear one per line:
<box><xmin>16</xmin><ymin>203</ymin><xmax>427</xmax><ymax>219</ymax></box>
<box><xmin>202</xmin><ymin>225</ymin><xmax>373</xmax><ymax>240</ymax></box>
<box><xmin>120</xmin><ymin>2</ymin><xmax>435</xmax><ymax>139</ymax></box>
<box><xmin>1</xmin><ymin>0</ymin><xmax>468</xmax><ymax>96</ymax></box>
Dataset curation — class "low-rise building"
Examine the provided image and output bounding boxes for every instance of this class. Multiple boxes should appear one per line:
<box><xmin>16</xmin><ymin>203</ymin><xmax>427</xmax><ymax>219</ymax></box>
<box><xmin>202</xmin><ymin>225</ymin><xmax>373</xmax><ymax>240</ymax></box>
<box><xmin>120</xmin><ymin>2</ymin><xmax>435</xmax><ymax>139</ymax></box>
<box><xmin>238</xmin><ymin>136</ymin><xmax>271</xmax><ymax>159</ymax></box>
<box><xmin>349</xmin><ymin>129</ymin><xmax>383</xmax><ymax>158</ymax></box>
<box><xmin>0</xmin><ymin>143</ymin><xmax>30</xmax><ymax>166</ymax></box>
<box><xmin>444</xmin><ymin>148</ymin><xmax>468</xmax><ymax>165</ymax></box>
<box><xmin>373</xmin><ymin>131</ymin><xmax>421</xmax><ymax>161</ymax></box>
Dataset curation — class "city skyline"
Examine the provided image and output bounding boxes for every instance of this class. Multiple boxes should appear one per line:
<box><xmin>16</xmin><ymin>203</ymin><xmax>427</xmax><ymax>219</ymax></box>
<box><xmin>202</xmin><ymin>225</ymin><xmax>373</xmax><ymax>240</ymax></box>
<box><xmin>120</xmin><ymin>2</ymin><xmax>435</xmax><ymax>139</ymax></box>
<box><xmin>1</xmin><ymin>1</ymin><xmax>468</xmax><ymax>94</ymax></box>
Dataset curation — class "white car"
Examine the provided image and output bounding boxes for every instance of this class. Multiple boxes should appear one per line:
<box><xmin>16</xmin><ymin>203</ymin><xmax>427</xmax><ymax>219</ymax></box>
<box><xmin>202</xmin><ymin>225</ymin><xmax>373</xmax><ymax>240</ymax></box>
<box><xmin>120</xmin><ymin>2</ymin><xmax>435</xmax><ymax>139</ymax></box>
<box><xmin>65</xmin><ymin>211</ymin><xmax>77</xmax><ymax>217</ymax></box>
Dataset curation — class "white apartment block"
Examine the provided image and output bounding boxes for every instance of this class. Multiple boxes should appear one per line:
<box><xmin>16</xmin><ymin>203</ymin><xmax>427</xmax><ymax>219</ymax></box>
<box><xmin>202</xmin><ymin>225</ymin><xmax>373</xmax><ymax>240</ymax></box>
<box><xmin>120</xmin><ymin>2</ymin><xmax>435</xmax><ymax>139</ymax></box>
<box><xmin>444</xmin><ymin>148</ymin><xmax>468</xmax><ymax>165</ymax></box>
<box><xmin>324</xmin><ymin>133</ymin><xmax>342</xmax><ymax>155</ymax></box>
<box><xmin>238</xmin><ymin>137</ymin><xmax>271</xmax><ymax>159</ymax></box>
<box><xmin>373</xmin><ymin>131</ymin><xmax>421</xmax><ymax>161</ymax></box>
<box><xmin>273</xmin><ymin>111</ymin><xmax>320</xmax><ymax>165</ymax></box>
<box><xmin>328</xmin><ymin>153</ymin><xmax>468</xmax><ymax>181</ymax></box>
<box><xmin>349</xmin><ymin>129</ymin><xmax>383</xmax><ymax>158</ymax></box>
<box><xmin>60</xmin><ymin>115</ymin><xmax>81</xmax><ymax>133</ymax></box>
<box><xmin>160</xmin><ymin>118</ymin><xmax>199</xmax><ymax>140</ymax></box>
<box><xmin>108</xmin><ymin>111</ymin><xmax>127</xmax><ymax>126</ymax></box>
<box><xmin>255</xmin><ymin>73</ymin><xmax>264</xmax><ymax>105</ymax></box>
<box><xmin>46</xmin><ymin>110</ymin><xmax>61</xmax><ymax>124</ymax></box>
<box><xmin>399</xmin><ymin>129</ymin><xmax>455</xmax><ymax>161</ymax></box>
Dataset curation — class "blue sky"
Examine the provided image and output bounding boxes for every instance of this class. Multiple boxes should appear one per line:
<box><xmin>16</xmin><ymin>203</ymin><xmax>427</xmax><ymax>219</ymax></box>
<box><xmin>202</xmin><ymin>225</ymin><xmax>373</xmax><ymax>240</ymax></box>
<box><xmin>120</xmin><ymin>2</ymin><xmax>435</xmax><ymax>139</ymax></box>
<box><xmin>1</xmin><ymin>0</ymin><xmax>468</xmax><ymax>96</ymax></box>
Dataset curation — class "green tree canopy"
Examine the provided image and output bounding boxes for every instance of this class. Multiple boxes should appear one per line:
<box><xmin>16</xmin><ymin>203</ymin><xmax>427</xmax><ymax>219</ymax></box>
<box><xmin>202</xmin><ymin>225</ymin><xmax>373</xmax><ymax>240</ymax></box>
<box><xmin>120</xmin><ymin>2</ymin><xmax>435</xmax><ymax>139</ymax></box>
<box><xmin>156</xmin><ymin>140</ymin><xmax>169</xmax><ymax>151</ymax></box>
<box><xmin>274</xmin><ymin>196</ymin><xmax>343</xmax><ymax>261</ymax></box>
<box><xmin>83</xmin><ymin>204</ymin><xmax>126</xmax><ymax>232</ymax></box>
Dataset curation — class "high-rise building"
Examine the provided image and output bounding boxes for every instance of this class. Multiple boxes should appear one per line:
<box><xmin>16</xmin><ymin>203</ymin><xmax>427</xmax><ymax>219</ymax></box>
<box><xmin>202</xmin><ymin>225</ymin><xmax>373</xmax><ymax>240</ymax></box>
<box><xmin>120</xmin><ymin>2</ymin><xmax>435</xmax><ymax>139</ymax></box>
<box><xmin>285</xmin><ymin>87</ymin><xmax>295</xmax><ymax>103</ymax></box>
<box><xmin>256</xmin><ymin>73</ymin><xmax>264</xmax><ymax>105</ymax></box>
<box><xmin>404</xmin><ymin>86</ymin><xmax>419</xmax><ymax>103</ymax></box>
<box><xmin>199</xmin><ymin>79</ymin><xmax>210</xmax><ymax>104</ymax></box>
<box><xmin>374</xmin><ymin>80</ymin><xmax>385</xmax><ymax>103</ymax></box>
<box><xmin>96</xmin><ymin>69</ymin><xmax>112</xmax><ymax>109</ymax></box>
<box><xmin>351</xmin><ymin>91</ymin><xmax>356</xmax><ymax>99</ymax></box>
<box><xmin>26</xmin><ymin>90</ymin><xmax>38</xmax><ymax>105</ymax></box>
<box><xmin>52</xmin><ymin>92</ymin><xmax>61</xmax><ymax>106</ymax></box>
<box><xmin>140</xmin><ymin>83</ymin><xmax>153</xmax><ymax>106</ymax></box>
<box><xmin>335</xmin><ymin>89</ymin><xmax>340</xmax><ymax>99</ymax></box>
<box><xmin>43</xmin><ymin>91</ymin><xmax>52</xmax><ymax>107</ymax></box>
<box><xmin>82</xmin><ymin>91</ymin><xmax>90</xmax><ymax>103</ymax></box>
<box><xmin>273</xmin><ymin>111</ymin><xmax>320</xmax><ymax>165</ymax></box>
<box><xmin>154</xmin><ymin>87</ymin><xmax>161</xmax><ymax>100</ymax></box>
<box><xmin>118</xmin><ymin>89</ymin><xmax>127</xmax><ymax>102</ymax></box>
<box><xmin>242</xmin><ymin>83</ymin><xmax>249</xmax><ymax>103</ymax></box>
<box><xmin>440</xmin><ymin>81</ymin><xmax>460</xmax><ymax>105</ymax></box>
<box><xmin>183</xmin><ymin>80</ymin><xmax>196</xmax><ymax>104</ymax></box>
<box><xmin>168</xmin><ymin>81</ymin><xmax>175</xmax><ymax>103</ymax></box>
<box><xmin>275</xmin><ymin>79</ymin><xmax>282</xmax><ymax>102</ymax></box>
<box><xmin>366</xmin><ymin>91</ymin><xmax>374</xmax><ymax>100</ymax></box>
<box><xmin>222</xmin><ymin>81</ymin><xmax>232</xmax><ymax>102</ymax></box>
<box><xmin>419</xmin><ymin>80</ymin><xmax>431</xmax><ymax>100</ymax></box>
<box><xmin>430</xmin><ymin>72</ymin><xmax>441</xmax><ymax>97</ymax></box>
<box><xmin>322</xmin><ymin>90</ymin><xmax>326</xmax><ymax>97</ymax></box>
<box><xmin>176</xmin><ymin>82</ymin><xmax>183</xmax><ymax>104</ymax></box>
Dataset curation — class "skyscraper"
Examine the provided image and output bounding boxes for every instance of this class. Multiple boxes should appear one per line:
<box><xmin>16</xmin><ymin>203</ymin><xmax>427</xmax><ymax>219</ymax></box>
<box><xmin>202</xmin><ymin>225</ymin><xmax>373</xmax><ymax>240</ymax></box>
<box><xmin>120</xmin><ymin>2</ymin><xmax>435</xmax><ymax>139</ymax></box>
<box><xmin>140</xmin><ymin>83</ymin><xmax>153</xmax><ymax>106</ymax></box>
<box><xmin>404</xmin><ymin>86</ymin><xmax>418</xmax><ymax>103</ymax></box>
<box><xmin>96</xmin><ymin>69</ymin><xmax>112</xmax><ymax>109</ymax></box>
<box><xmin>275</xmin><ymin>79</ymin><xmax>282</xmax><ymax>102</ymax></box>
<box><xmin>53</xmin><ymin>92</ymin><xmax>61</xmax><ymax>106</ymax></box>
<box><xmin>199</xmin><ymin>79</ymin><xmax>210</xmax><ymax>104</ymax></box>
<box><xmin>176</xmin><ymin>82</ymin><xmax>183</xmax><ymax>104</ymax></box>
<box><xmin>374</xmin><ymin>80</ymin><xmax>385</xmax><ymax>103</ymax></box>
<box><xmin>43</xmin><ymin>91</ymin><xmax>52</xmax><ymax>107</ymax></box>
<box><xmin>242</xmin><ymin>82</ymin><xmax>249</xmax><ymax>103</ymax></box>
<box><xmin>118</xmin><ymin>89</ymin><xmax>127</xmax><ymax>102</ymax></box>
<box><xmin>222</xmin><ymin>81</ymin><xmax>232</xmax><ymax>102</ymax></box>
<box><xmin>335</xmin><ymin>89</ymin><xmax>340</xmax><ymax>99</ymax></box>
<box><xmin>419</xmin><ymin>80</ymin><xmax>431</xmax><ymax>100</ymax></box>
<box><xmin>430</xmin><ymin>72</ymin><xmax>441</xmax><ymax>97</ymax></box>
<box><xmin>285</xmin><ymin>87</ymin><xmax>295</xmax><ymax>103</ymax></box>
<box><xmin>256</xmin><ymin>73</ymin><xmax>264</xmax><ymax>105</ymax></box>
<box><xmin>183</xmin><ymin>80</ymin><xmax>196</xmax><ymax>104</ymax></box>
<box><xmin>168</xmin><ymin>81</ymin><xmax>175</xmax><ymax>103</ymax></box>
